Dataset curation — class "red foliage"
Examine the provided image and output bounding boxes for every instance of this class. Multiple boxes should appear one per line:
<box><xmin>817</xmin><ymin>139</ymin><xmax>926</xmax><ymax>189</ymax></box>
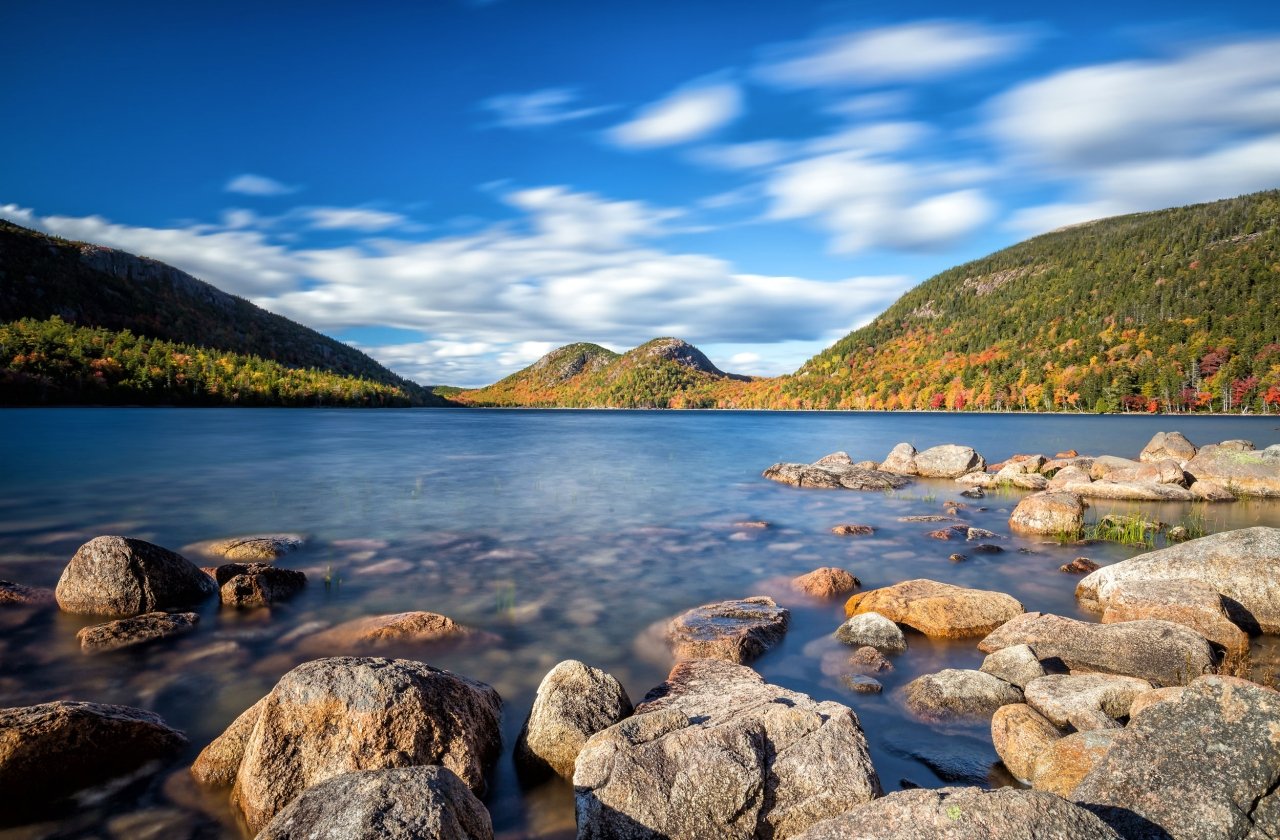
<box><xmin>929</xmin><ymin>393</ymin><xmax>946</xmax><ymax>410</ymax></box>
<box><xmin>1199</xmin><ymin>347</ymin><xmax>1230</xmax><ymax>378</ymax></box>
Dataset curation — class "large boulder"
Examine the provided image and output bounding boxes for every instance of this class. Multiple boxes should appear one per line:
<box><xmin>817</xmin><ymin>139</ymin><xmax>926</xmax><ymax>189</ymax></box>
<box><xmin>1098</xmin><ymin>579</ymin><xmax>1250</xmax><ymax>661</ymax></box>
<box><xmin>666</xmin><ymin>597</ymin><xmax>789</xmax><ymax>664</ymax></box>
<box><xmin>224</xmin><ymin>657</ymin><xmax>501</xmax><ymax>834</ymax></box>
<box><xmin>514</xmin><ymin>660</ymin><xmax>632</xmax><ymax>782</ymax></box>
<box><xmin>845</xmin><ymin>579</ymin><xmax>1024</xmax><ymax>638</ymax></box>
<box><xmin>0</xmin><ymin>701</ymin><xmax>186</xmax><ymax>807</ymax></box>
<box><xmin>1140</xmin><ymin>431</ymin><xmax>1198</xmax><ymax>463</ymax></box>
<box><xmin>792</xmin><ymin>786</ymin><xmax>1123</xmax><ymax>840</ymax></box>
<box><xmin>77</xmin><ymin>611</ymin><xmax>200</xmax><ymax>653</ymax></box>
<box><xmin>1077</xmin><ymin>527</ymin><xmax>1280</xmax><ymax>633</ymax></box>
<box><xmin>191</xmin><ymin>696</ymin><xmax>267</xmax><ymax>787</ymax></box>
<box><xmin>1032</xmin><ymin>729</ymin><xmax>1120</xmax><ymax>799</ymax></box>
<box><xmin>1185</xmin><ymin>445</ymin><xmax>1280</xmax><ymax>497</ymax></box>
<box><xmin>879</xmin><ymin>442</ymin><xmax>918</xmax><ymax>475</ymax></box>
<box><xmin>763</xmin><ymin>461</ymin><xmax>910</xmax><ymax>491</ymax></box>
<box><xmin>1061</xmin><ymin>480</ymin><xmax>1196</xmax><ymax>501</ymax></box>
<box><xmin>1048</xmin><ymin>465</ymin><xmax>1092</xmax><ymax>490</ymax></box>
<box><xmin>55</xmin><ymin>536</ymin><xmax>217</xmax><ymax>616</ymax></box>
<box><xmin>903</xmin><ymin>669</ymin><xmax>1023</xmax><ymax>721</ymax></box>
<box><xmin>1073</xmin><ymin>675</ymin><xmax>1280</xmax><ymax>840</ymax></box>
<box><xmin>257</xmin><ymin>766</ymin><xmax>493</xmax><ymax>840</ymax></box>
<box><xmin>991</xmin><ymin>703</ymin><xmax>1062</xmax><ymax>782</ymax></box>
<box><xmin>215</xmin><ymin>563</ymin><xmax>306</xmax><ymax>608</ymax></box>
<box><xmin>1023</xmin><ymin>674</ymin><xmax>1152</xmax><ymax>731</ymax></box>
<box><xmin>978</xmin><ymin>612</ymin><xmax>1215</xmax><ymax>687</ymax></box>
<box><xmin>835</xmin><ymin>612</ymin><xmax>906</xmax><ymax>653</ymax></box>
<box><xmin>914</xmin><ymin>444</ymin><xmax>985</xmax><ymax>478</ymax></box>
<box><xmin>574</xmin><ymin>659</ymin><xmax>880</xmax><ymax>840</ymax></box>
<box><xmin>1009</xmin><ymin>492</ymin><xmax>1085</xmax><ymax>536</ymax></box>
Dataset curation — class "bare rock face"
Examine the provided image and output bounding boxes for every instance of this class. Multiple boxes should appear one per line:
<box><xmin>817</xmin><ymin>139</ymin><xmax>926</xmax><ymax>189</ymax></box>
<box><xmin>225</xmin><ymin>657</ymin><xmax>501</xmax><ymax>835</ymax></box>
<box><xmin>903</xmin><ymin>669</ymin><xmax>1024</xmax><ymax>721</ymax></box>
<box><xmin>1061</xmin><ymin>480</ymin><xmax>1196</xmax><ymax>501</ymax></box>
<box><xmin>1190</xmin><ymin>479</ymin><xmax>1236</xmax><ymax>502</ymax></box>
<box><xmin>1048</xmin><ymin>465</ymin><xmax>1093</xmax><ymax>490</ymax></box>
<box><xmin>257</xmin><ymin>766</ymin><xmax>493</xmax><ymax>840</ymax></box>
<box><xmin>191</xmin><ymin>696</ymin><xmax>267</xmax><ymax>787</ymax></box>
<box><xmin>214</xmin><ymin>563</ymin><xmax>306</xmax><ymax>608</ymax></box>
<box><xmin>835</xmin><ymin>612</ymin><xmax>906</xmax><ymax>653</ymax></box>
<box><xmin>1185</xmin><ymin>445</ymin><xmax>1280</xmax><ymax>497</ymax></box>
<box><xmin>845</xmin><ymin>579</ymin><xmax>1025</xmax><ymax>638</ymax></box>
<box><xmin>77</xmin><ymin>611</ymin><xmax>200</xmax><ymax>653</ymax></box>
<box><xmin>1091</xmin><ymin>455</ymin><xmax>1144</xmax><ymax>480</ymax></box>
<box><xmin>879</xmin><ymin>442</ymin><xmax>918</xmax><ymax>475</ymax></box>
<box><xmin>914</xmin><ymin>444</ymin><xmax>986</xmax><ymax>478</ymax></box>
<box><xmin>991</xmin><ymin>703</ymin><xmax>1062</xmax><ymax>782</ymax></box>
<box><xmin>980</xmin><ymin>644</ymin><xmax>1047</xmax><ymax>689</ymax></box>
<box><xmin>1009</xmin><ymin>492</ymin><xmax>1085</xmax><ymax>536</ymax></box>
<box><xmin>763</xmin><ymin>461</ymin><xmax>911</xmax><ymax>491</ymax></box>
<box><xmin>792</xmin><ymin>567</ymin><xmax>859</xmax><ymax>599</ymax></box>
<box><xmin>55</xmin><ymin>536</ymin><xmax>217</xmax><ymax>616</ymax></box>
<box><xmin>0</xmin><ymin>580</ymin><xmax>55</xmax><ymax>606</ymax></box>
<box><xmin>1073</xmin><ymin>675</ymin><xmax>1280</xmax><ymax>840</ymax></box>
<box><xmin>1140</xmin><ymin>431</ymin><xmax>1198</xmax><ymax>463</ymax></box>
<box><xmin>1032</xmin><ymin>729</ymin><xmax>1120</xmax><ymax>799</ymax></box>
<box><xmin>574</xmin><ymin>659</ymin><xmax>881</xmax><ymax>840</ymax></box>
<box><xmin>1127</xmin><ymin>686</ymin><xmax>1185</xmax><ymax>719</ymax></box>
<box><xmin>514</xmin><ymin>660</ymin><xmax>632</xmax><ymax>782</ymax></box>
<box><xmin>1076</xmin><ymin>527</ymin><xmax>1280</xmax><ymax>633</ymax></box>
<box><xmin>1023</xmin><ymin>674</ymin><xmax>1152</xmax><ymax>731</ymax></box>
<box><xmin>0</xmin><ymin>701</ymin><xmax>186</xmax><ymax>807</ymax></box>
<box><xmin>666</xmin><ymin>597</ymin><xmax>789</xmax><ymax>664</ymax></box>
<box><xmin>300</xmin><ymin>611</ymin><xmax>483</xmax><ymax>652</ymax></box>
<box><xmin>1098</xmin><ymin>579</ymin><xmax>1249</xmax><ymax>662</ymax></box>
<box><xmin>792</xmin><ymin>787</ymin><xmax>1123</xmax><ymax>840</ymax></box>
<box><xmin>978</xmin><ymin>612</ymin><xmax>1215</xmax><ymax>687</ymax></box>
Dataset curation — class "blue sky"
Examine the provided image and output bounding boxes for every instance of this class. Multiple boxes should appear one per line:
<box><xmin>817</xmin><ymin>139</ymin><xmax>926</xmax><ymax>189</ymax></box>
<box><xmin>3</xmin><ymin>0</ymin><xmax>1279</xmax><ymax>385</ymax></box>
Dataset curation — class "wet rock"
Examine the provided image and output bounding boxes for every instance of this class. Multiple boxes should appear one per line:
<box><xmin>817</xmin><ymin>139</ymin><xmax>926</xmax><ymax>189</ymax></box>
<box><xmin>191</xmin><ymin>696</ymin><xmax>267</xmax><ymax>787</ymax></box>
<box><xmin>966</xmin><ymin>527</ymin><xmax>1001</xmax><ymax>541</ymax></box>
<box><xmin>0</xmin><ymin>701</ymin><xmax>186</xmax><ymax>807</ymax></box>
<box><xmin>205</xmin><ymin>534</ymin><xmax>305</xmax><ymax>560</ymax></box>
<box><xmin>1167</xmin><ymin>526</ymin><xmax>1188</xmax><ymax>541</ymax></box>
<box><xmin>793</xmin><ymin>786</ymin><xmax>1123</xmax><ymax>839</ymax></box>
<box><xmin>836</xmin><ymin>612</ymin><xmax>907</xmax><ymax>653</ymax></box>
<box><xmin>1061</xmin><ymin>557</ymin><xmax>1100</xmax><ymax>574</ymax></box>
<box><xmin>1062</xmin><ymin>480</ymin><xmax>1196</xmax><ymax>501</ymax></box>
<box><xmin>879</xmin><ymin>442</ymin><xmax>918</xmax><ymax>475</ymax></box>
<box><xmin>257</xmin><ymin>766</ymin><xmax>493</xmax><ymax>840</ymax></box>
<box><xmin>904</xmin><ymin>669</ymin><xmax>1023</xmax><ymax>721</ymax></box>
<box><xmin>226</xmin><ymin>657</ymin><xmax>501</xmax><ymax>834</ymax></box>
<box><xmin>666</xmin><ymin>596</ymin><xmax>789</xmax><ymax>664</ymax></box>
<box><xmin>980</xmin><ymin>644</ymin><xmax>1046</xmax><ymax>689</ymax></box>
<box><xmin>1048</xmin><ymin>465</ymin><xmax>1093</xmax><ymax>490</ymax></box>
<box><xmin>1099</xmin><ymin>579</ymin><xmax>1250</xmax><ymax>662</ymax></box>
<box><xmin>1190</xmin><ymin>479</ymin><xmax>1236</xmax><ymax>502</ymax></box>
<box><xmin>960</xmin><ymin>487</ymin><xmax>986</xmax><ymax>498</ymax></box>
<box><xmin>1073</xmin><ymin>675</ymin><xmax>1280</xmax><ymax>840</ymax></box>
<box><xmin>914</xmin><ymin>444</ymin><xmax>986</xmax><ymax>478</ymax></box>
<box><xmin>574</xmin><ymin>658</ymin><xmax>881</xmax><ymax>840</ymax></box>
<box><xmin>0</xmin><ymin>580</ymin><xmax>55</xmax><ymax>606</ymax></box>
<box><xmin>792</xmin><ymin>568</ymin><xmax>859</xmax><ymax>599</ymax></box>
<box><xmin>215</xmin><ymin>563</ymin><xmax>306</xmax><ymax>608</ymax></box>
<box><xmin>830</xmin><ymin>524</ymin><xmax>874</xmax><ymax>536</ymax></box>
<box><xmin>301</xmin><ymin>611</ymin><xmax>483</xmax><ymax>651</ymax></box>
<box><xmin>971</xmin><ymin>543</ymin><xmax>1004</xmax><ymax>554</ymax></box>
<box><xmin>979</xmin><ymin>612</ymin><xmax>1215</xmax><ymax>687</ymax></box>
<box><xmin>734</xmin><ymin>520</ymin><xmax>771</xmax><ymax>529</ymax></box>
<box><xmin>848</xmin><ymin>646</ymin><xmax>894</xmax><ymax>674</ymax></box>
<box><xmin>55</xmin><ymin>536</ymin><xmax>217</xmax><ymax>616</ymax></box>
<box><xmin>899</xmin><ymin>515</ymin><xmax>962</xmax><ymax>522</ymax></box>
<box><xmin>78</xmin><ymin>611</ymin><xmax>200</xmax><ymax>653</ymax></box>
<box><xmin>991</xmin><ymin>703</ymin><xmax>1062</xmax><ymax>782</ymax></box>
<box><xmin>927</xmin><ymin>527</ymin><xmax>963</xmax><ymax>540</ymax></box>
<box><xmin>842</xmin><ymin>675</ymin><xmax>883</xmax><ymax>693</ymax></box>
<box><xmin>948</xmin><ymin>553</ymin><xmax>967</xmax><ymax>563</ymax></box>
<box><xmin>845</xmin><ymin>579</ymin><xmax>1025</xmax><ymax>638</ymax></box>
<box><xmin>1185</xmin><ymin>446</ymin><xmax>1280</xmax><ymax>497</ymax></box>
<box><xmin>1032</xmin><ymin>729</ymin><xmax>1120</xmax><ymax>799</ymax></box>
<box><xmin>1076</xmin><ymin>527</ymin><xmax>1280</xmax><ymax>633</ymax></box>
<box><xmin>1023</xmin><ymin>674</ymin><xmax>1152</xmax><ymax>731</ymax></box>
<box><xmin>1140</xmin><ymin>431</ymin><xmax>1198</xmax><ymax>463</ymax></box>
<box><xmin>515</xmin><ymin>660</ymin><xmax>632</xmax><ymax>782</ymax></box>
<box><xmin>762</xmin><ymin>461</ymin><xmax>910</xmax><ymax>491</ymax></box>
<box><xmin>1009</xmin><ymin>492</ymin><xmax>1085</xmax><ymax>536</ymax></box>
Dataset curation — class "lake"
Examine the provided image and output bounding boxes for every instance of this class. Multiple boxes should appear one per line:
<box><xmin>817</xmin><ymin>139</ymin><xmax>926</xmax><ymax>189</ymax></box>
<box><xmin>3</xmin><ymin>408</ymin><xmax>1280</xmax><ymax>838</ymax></box>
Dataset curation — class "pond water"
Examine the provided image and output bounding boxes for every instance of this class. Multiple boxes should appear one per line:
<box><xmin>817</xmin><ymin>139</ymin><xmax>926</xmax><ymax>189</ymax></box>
<box><xmin>3</xmin><ymin>408</ymin><xmax>1280</xmax><ymax>838</ymax></box>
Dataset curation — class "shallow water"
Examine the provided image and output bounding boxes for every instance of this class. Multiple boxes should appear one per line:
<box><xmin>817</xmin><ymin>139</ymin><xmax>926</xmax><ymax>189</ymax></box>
<box><xmin>3</xmin><ymin>408</ymin><xmax>1280</xmax><ymax>838</ymax></box>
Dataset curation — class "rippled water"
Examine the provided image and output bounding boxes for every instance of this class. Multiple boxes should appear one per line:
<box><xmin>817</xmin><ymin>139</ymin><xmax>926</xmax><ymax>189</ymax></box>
<box><xmin>3</xmin><ymin>408</ymin><xmax>1280</xmax><ymax>838</ymax></box>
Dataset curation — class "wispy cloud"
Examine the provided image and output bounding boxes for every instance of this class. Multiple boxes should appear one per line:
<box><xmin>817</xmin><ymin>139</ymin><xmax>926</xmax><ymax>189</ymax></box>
<box><xmin>480</xmin><ymin>87</ymin><xmax>615</xmax><ymax>128</ymax></box>
<box><xmin>608</xmin><ymin>80</ymin><xmax>744</xmax><ymax>149</ymax></box>
<box><xmin>224</xmin><ymin>173</ymin><xmax>300</xmax><ymax>196</ymax></box>
<box><xmin>304</xmin><ymin>207</ymin><xmax>408</xmax><ymax>232</ymax></box>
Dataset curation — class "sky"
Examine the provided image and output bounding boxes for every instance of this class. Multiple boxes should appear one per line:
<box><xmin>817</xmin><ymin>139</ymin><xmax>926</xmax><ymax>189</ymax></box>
<box><xmin>3</xmin><ymin>1</ymin><xmax>1279</xmax><ymax>386</ymax></box>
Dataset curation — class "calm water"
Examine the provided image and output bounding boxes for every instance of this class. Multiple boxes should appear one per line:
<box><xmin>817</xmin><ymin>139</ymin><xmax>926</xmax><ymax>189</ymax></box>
<box><xmin>3</xmin><ymin>409</ymin><xmax>1280</xmax><ymax>838</ymax></box>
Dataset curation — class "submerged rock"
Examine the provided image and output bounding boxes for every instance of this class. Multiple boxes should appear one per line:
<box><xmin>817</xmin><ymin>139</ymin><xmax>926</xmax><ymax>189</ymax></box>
<box><xmin>847</xmin><ymin>645</ymin><xmax>894</xmax><ymax>674</ymax></box>
<box><xmin>204</xmin><ymin>534</ymin><xmax>305</xmax><ymax>560</ymax></box>
<box><xmin>836</xmin><ymin>612</ymin><xmax>906</xmax><ymax>653</ymax></box>
<box><xmin>55</xmin><ymin>536</ymin><xmax>217</xmax><ymax>616</ymax></box>
<box><xmin>1060</xmin><ymin>557</ymin><xmax>1100</xmax><ymax>574</ymax></box>
<box><xmin>763</xmin><ymin>461</ymin><xmax>910</xmax><ymax>491</ymax></box>
<box><xmin>77</xmin><ymin>611</ymin><xmax>200</xmax><ymax>653</ymax></box>
<box><xmin>666</xmin><ymin>596</ymin><xmax>789</xmax><ymax>664</ymax></box>
<box><xmin>515</xmin><ymin>660</ymin><xmax>632</xmax><ymax>782</ymax></box>
<box><xmin>845</xmin><ymin>579</ymin><xmax>1025</xmax><ymax>638</ymax></box>
<box><xmin>904</xmin><ymin>669</ymin><xmax>1023</xmax><ymax>721</ymax></box>
<box><xmin>215</xmin><ymin>563</ymin><xmax>306</xmax><ymax>608</ymax></box>
<box><xmin>914</xmin><ymin>445</ymin><xmax>986</xmax><ymax>478</ymax></box>
<box><xmin>0</xmin><ymin>580</ymin><xmax>55</xmax><ymax>607</ymax></box>
<box><xmin>301</xmin><ymin>611</ymin><xmax>483</xmax><ymax>652</ymax></box>
<box><xmin>1008</xmin><ymin>492</ymin><xmax>1085</xmax><ymax>536</ymax></box>
<box><xmin>830</xmin><ymin>524</ymin><xmax>874</xmax><ymax>536</ymax></box>
<box><xmin>792</xmin><ymin>567</ymin><xmax>860</xmax><ymax>599</ymax></box>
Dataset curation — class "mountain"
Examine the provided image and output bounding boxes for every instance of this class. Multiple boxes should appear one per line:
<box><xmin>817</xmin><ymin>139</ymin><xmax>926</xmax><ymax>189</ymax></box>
<box><xmin>458</xmin><ymin>337</ymin><xmax>750</xmax><ymax>408</ymax></box>
<box><xmin>0</xmin><ymin>220</ymin><xmax>453</xmax><ymax>406</ymax></box>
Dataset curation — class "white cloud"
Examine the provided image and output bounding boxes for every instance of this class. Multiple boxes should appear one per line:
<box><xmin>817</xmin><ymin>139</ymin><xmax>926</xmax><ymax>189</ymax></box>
<box><xmin>757</xmin><ymin>21</ymin><xmax>1031</xmax><ymax>88</ymax></box>
<box><xmin>608</xmin><ymin>81</ymin><xmax>743</xmax><ymax>149</ymax></box>
<box><xmin>827</xmin><ymin>91</ymin><xmax>913</xmax><ymax>118</ymax></box>
<box><xmin>480</xmin><ymin>87</ymin><xmax>614</xmax><ymax>128</ymax></box>
<box><xmin>224</xmin><ymin>174</ymin><xmax>300</xmax><ymax>196</ymax></box>
<box><xmin>305</xmin><ymin>207</ymin><xmax>407</xmax><ymax>232</ymax></box>
<box><xmin>688</xmin><ymin>140</ymin><xmax>790</xmax><ymax>171</ymax></box>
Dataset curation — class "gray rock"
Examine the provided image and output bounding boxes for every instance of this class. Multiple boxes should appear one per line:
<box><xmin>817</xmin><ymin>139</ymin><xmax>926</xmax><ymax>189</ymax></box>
<box><xmin>914</xmin><ymin>444</ymin><xmax>986</xmax><ymax>478</ymax></box>
<box><xmin>666</xmin><ymin>596</ymin><xmax>789</xmax><ymax>664</ymax></box>
<box><xmin>835</xmin><ymin>612</ymin><xmax>907</xmax><ymax>654</ymax></box>
<box><xmin>903</xmin><ymin>668</ymin><xmax>1024</xmax><ymax>721</ymax></box>
<box><xmin>1073</xmin><ymin>675</ymin><xmax>1280</xmax><ymax>840</ymax></box>
<box><xmin>1048</xmin><ymin>465</ymin><xmax>1093</xmax><ymax>490</ymax></box>
<box><xmin>515</xmin><ymin>660</ymin><xmax>632</xmax><ymax>782</ymax></box>
<box><xmin>257</xmin><ymin>766</ymin><xmax>493</xmax><ymax>840</ymax></box>
<box><xmin>1218</xmin><ymin>439</ymin><xmax>1256</xmax><ymax>452</ymax></box>
<box><xmin>1011</xmin><ymin>473</ymin><xmax>1050</xmax><ymax>490</ymax></box>
<box><xmin>1185</xmin><ymin>446</ymin><xmax>1280</xmax><ymax>497</ymax></box>
<box><xmin>55</xmin><ymin>536</ymin><xmax>217</xmax><ymax>616</ymax></box>
<box><xmin>763</xmin><ymin>460</ymin><xmax>911</xmax><ymax>491</ymax></box>
<box><xmin>1023</xmin><ymin>674</ymin><xmax>1152</xmax><ymax>731</ymax></box>
<box><xmin>1140</xmin><ymin>431</ymin><xmax>1198</xmax><ymax>463</ymax></box>
<box><xmin>77</xmin><ymin>611</ymin><xmax>200</xmax><ymax>653</ymax></box>
<box><xmin>980</xmin><ymin>644</ymin><xmax>1046</xmax><ymax>689</ymax></box>
<box><xmin>215</xmin><ymin>563</ymin><xmax>306</xmax><ymax>608</ymax></box>
<box><xmin>793</xmin><ymin>786</ymin><xmax>1123</xmax><ymax>840</ymax></box>
<box><xmin>1062</xmin><ymin>480</ymin><xmax>1196</xmax><ymax>501</ymax></box>
<box><xmin>0</xmin><ymin>580</ymin><xmax>55</xmax><ymax>607</ymax></box>
<box><xmin>979</xmin><ymin>612</ymin><xmax>1215</xmax><ymax>687</ymax></box>
<box><xmin>574</xmin><ymin>658</ymin><xmax>880</xmax><ymax>840</ymax></box>
<box><xmin>842</xmin><ymin>675</ymin><xmax>883</xmax><ymax>694</ymax></box>
<box><xmin>1098</xmin><ymin>578</ymin><xmax>1250</xmax><ymax>662</ymax></box>
<box><xmin>879</xmin><ymin>442</ymin><xmax>918</xmax><ymax>475</ymax></box>
<box><xmin>1009</xmin><ymin>492</ymin><xmax>1085</xmax><ymax>536</ymax></box>
<box><xmin>205</xmin><ymin>534</ymin><xmax>305</xmax><ymax>560</ymax></box>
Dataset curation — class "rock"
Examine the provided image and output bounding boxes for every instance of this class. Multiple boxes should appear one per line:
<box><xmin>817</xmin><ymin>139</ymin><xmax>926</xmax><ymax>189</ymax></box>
<box><xmin>0</xmin><ymin>580</ymin><xmax>55</xmax><ymax>606</ymax></box>
<box><xmin>301</xmin><ymin>611</ymin><xmax>481</xmax><ymax>651</ymax></box>
<box><xmin>1073</xmin><ymin>675</ymin><xmax>1280</xmax><ymax>840</ymax></box>
<box><xmin>979</xmin><ymin>613</ymin><xmax>1215</xmax><ymax>687</ymax></box>
<box><xmin>214</xmin><ymin>563</ymin><xmax>306</xmax><ymax>608</ymax></box>
<box><xmin>830</xmin><ymin>524</ymin><xmax>874</xmax><ymax>536</ymax></box>
<box><xmin>734</xmin><ymin>520</ymin><xmax>771</xmax><ymax>529</ymax></box>
<box><xmin>763</xmin><ymin>461</ymin><xmax>910</xmax><ymax>491</ymax></box>
<box><xmin>515</xmin><ymin>660</ymin><xmax>632</xmax><ymax>782</ymax></box>
<box><xmin>257</xmin><ymin>766</ymin><xmax>493</xmax><ymax>840</ymax></box>
<box><xmin>793</xmin><ymin>786</ymin><xmax>1123</xmax><ymax>840</ymax></box>
<box><xmin>574</xmin><ymin>658</ymin><xmax>880</xmax><ymax>840</ymax></box>
<box><xmin>1140</xmin><ymin>431</ymin><xmax>1198</xmax><ymax>463</ymax></box>
<box><xmin>1044</xmin><ymin>456</ymin><xmax>1096</xmax><ymax>474</ymax></box>
<box><xmin>0</xmin><ymin>701</ymin><xmax>186</xmax><ymax>807</ymax></box>
<box><xmin>899</xmin><ymin>515</ymin><xmax>961</xmax><ymax>522</ymax></box>
<box><xmin>1091</xmin><ymin>455</ymin><xmax>1144</xmax><ymax>480</ymax></box>
<box><xmin>1032</xmin><ymin>729</ymin><xmax>1120</xmax><ymax>798</ymax></box>
<box><xmin>1185</xmin><ymin>446</ymin><xmax>1280</xmax><ymax>497</ymax></box>
<box><xmin>191</xmin><ymin>697</ymin><xmax>267</xmax><ymax>787</ymax></box>
<box><xmin>956</xmin><ymin>472</ymin><xmax>995</xmax><ymax>487</ymax></box>
<box><xmin>980</xmin><ymin>644</ymin><xmax>1046</xmax><ymax>689</ymax></box>
<box><xmin>1048</xmin><ymin>465</ymin><xmax>1093</xmax><ymax>490</ymax></box>
<box><xmin>205</xmin><ymin>534</ymin><xmax>305</xmax><ymax>560</ymax></box>
<box><xmin>1076</xmin><ymin>527</ymin><xmax>1280</xmax><ymax>633</ymax></box>
<box><xmin>904</xmin><ymin>669</ymin><xmax>1024</xmax><ymax>721</ymax></box>
<box><xmin>848</xmin><ymin>646</ymin><xmax>894</xmax><ymax>674</ymax></box>
<box><xmin>914</xmin><ymin>444</ymin><xmax>986</xmax><ymax>478</ymax></box>
<box><xmin>664</xmin><ymin>596</ymin><xmax>789</xmax><ymax>664</ymax></box>
<box><xmin>55</xmin><ymin>536</ymin><xmax>217</xmax><ymax>616</ymax></box>
<box><xmin>227</xmin><ymin>657</ymin><xmax>502</xmax><ymax>834</ymax></box>
<box><xmin>1218</xmin><ymin>439</ymin><xmax>1256</xmax><ymax>452</ymax></box>
<box><xmin>1190</xmin><ymin>479</ymin><xmax>1236</xmax><ymax>501</ymax></box>
<box><xmin>77</xmin><ymin>611</ymin><xmax>200</xmax><ymax>653</ymax></box>
<box><xmin>1062</xmin><ymin>480</ymin><xmax>1196</xmax><ymax>501</ymax></box>
<box><xmin>1009</xmin><ymin>492</ymin><xmax>1085</xmax><ymax>536</ymax></box>
<box><xmin>836</xmin><ymin>612</ymin><xmax>906</xmax><ymax>653</ymax></box>
<box><xmin>995</xmin><ymin>454</ymin><xmax>1046</xmax><ymax>475</ymax></box>
<box><xmin>1099</xmin><ymin>579</ymin><xmax>1250</xmax><ymax>662</ymax></box>
<box><xmin>792</xmin><ymin>568</ymin><xmax>859</xmax><ymax>598</ymax></box>
<box><xmin>853</xmin><ymin>459</ymin><xmax>881</xmax><ymax>470</ymax></box>
<box><xmin>1134</xmin><ymin>458</ymin><xmax>1189</xmax><ymax>485</ymax></box>
<box><xmin>879</xmin><ymin>442</ymin><xmax>918</xmax><ymax>475</ymax></box>
<box><xmin>845</xmin><ymin>579</ymin><xmax>1024</xmax><ymax>638</ymax></box>
<box><xmin>1056</xmin><ymin>449</ymin><xmax>1080</xmax><ymax>458</ymax></box>
<box><xmin>1012</xmin><ymin>473</ymin><xmax>1049</xmax><ymax>490</ymax></box>
<box><xmin>1024</xmin><ymin>674</ymin><xmax>1152</xmax><ymax>730</ymax></box>
<box><xmin>949</xmin><ymin>553</ymin><xmax>967</xmax><ymax>563</ymax></box>
<box><xmin>842</xmin><ymin>674</ymin><xmax>883</xmax><ymax>693</ymax></box>
<box><xmin>814</xmin><ymin>451</ymin><xmax>853</xmax><ymax>467</ymax></box>
<box><xmin>971</xmin><ymin>543</ymin><xmax>1004</xmax><ymax>554</ymax></box>
<box><xmin>1061</xmin><ymin>557</ymin><xmax>1100</xmax><ymax>574</ymax></box>
<box><xmin>927</xmin><ymin>527</ymin><xmax>962</xmax><ymax>540</ymax></box>
<box><xmin>991</xmin><ymin>703</ymin><xmax>1062</xmax><ymax>782</ymax></box>
<box><xmin>960</xmin><ymin>487</ymin><xmax>986</xmax><ymax>498</ymax></box>
<box><xmin>1166</xmin><ymin>525</ymin><xmax>1190</xmax><ymax>541</ymax></box>
<box><xmin>1126</xmin><ymin>686</ymin><xmax>1185</xmax><ymax>719</ymax></box>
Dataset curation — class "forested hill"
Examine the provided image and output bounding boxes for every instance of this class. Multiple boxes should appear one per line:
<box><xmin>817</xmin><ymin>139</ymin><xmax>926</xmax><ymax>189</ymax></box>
<box><xmin>785</xmin><ymin>190</ymin><xmax>1280</xmax><ymax>412</ymax></box>
<box><xmin>0</xmin><ymin>220</ymin><xmax>453</xmax><ymax>406</ymax></box>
